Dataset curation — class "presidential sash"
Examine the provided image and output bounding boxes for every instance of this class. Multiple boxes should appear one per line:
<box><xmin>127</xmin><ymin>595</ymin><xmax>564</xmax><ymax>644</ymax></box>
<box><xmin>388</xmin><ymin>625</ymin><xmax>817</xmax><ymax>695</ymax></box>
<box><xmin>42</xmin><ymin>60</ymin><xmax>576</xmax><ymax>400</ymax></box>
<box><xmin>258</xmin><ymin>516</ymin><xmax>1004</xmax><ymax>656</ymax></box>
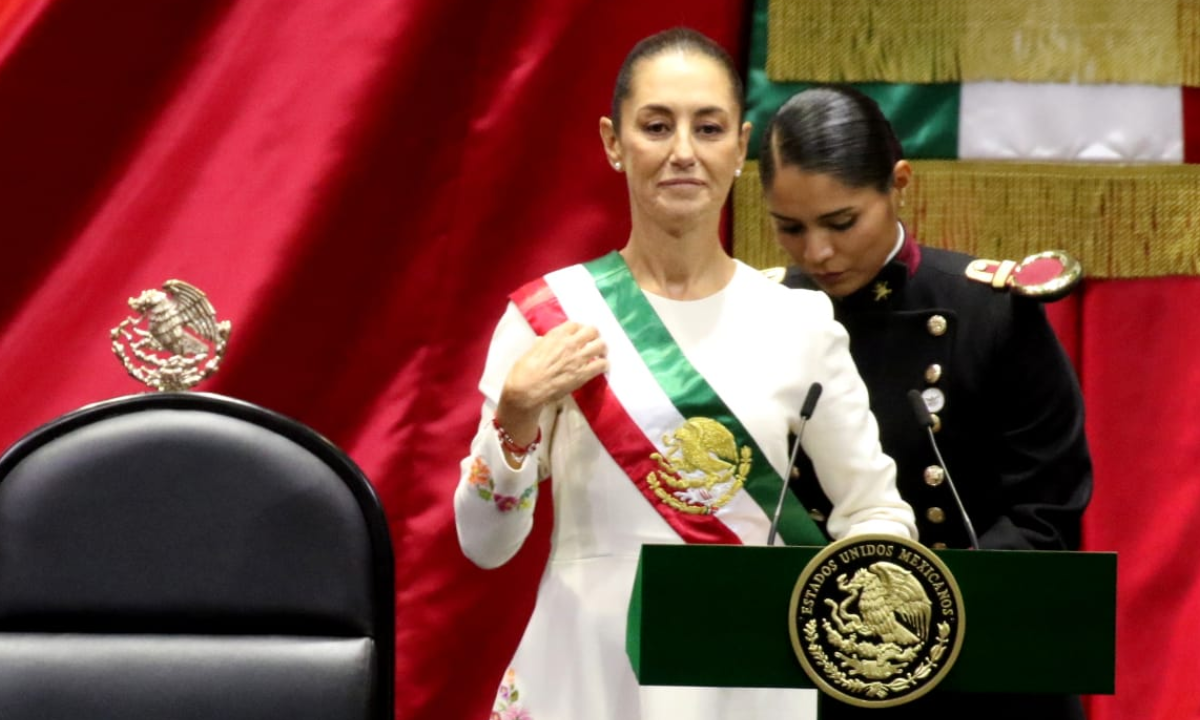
<box><xmin>511</xmin><ymin>251</ymin><xmax>826</xmax><ymax>547</ymax></box>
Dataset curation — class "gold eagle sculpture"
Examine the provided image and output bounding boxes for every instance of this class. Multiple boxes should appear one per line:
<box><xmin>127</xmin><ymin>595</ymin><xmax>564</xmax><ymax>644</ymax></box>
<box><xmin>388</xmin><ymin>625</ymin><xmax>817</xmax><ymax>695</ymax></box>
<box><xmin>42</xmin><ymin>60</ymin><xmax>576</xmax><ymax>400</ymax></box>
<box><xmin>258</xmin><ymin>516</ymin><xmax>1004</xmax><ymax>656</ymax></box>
<box><xmin>111</xmin><ymin>279</ymin><xmax>232</xmax><ymax>391</ymax></box>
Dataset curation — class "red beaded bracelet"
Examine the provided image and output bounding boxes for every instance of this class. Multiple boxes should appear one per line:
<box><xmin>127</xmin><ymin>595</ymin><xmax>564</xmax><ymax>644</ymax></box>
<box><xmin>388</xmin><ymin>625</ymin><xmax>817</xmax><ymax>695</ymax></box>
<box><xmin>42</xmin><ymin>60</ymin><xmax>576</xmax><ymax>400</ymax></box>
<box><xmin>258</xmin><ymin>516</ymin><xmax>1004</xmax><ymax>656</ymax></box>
<box><xmin>492</xmin><ymin>417</ymin><xmax>541</xmax><ymax>458</ymax></box>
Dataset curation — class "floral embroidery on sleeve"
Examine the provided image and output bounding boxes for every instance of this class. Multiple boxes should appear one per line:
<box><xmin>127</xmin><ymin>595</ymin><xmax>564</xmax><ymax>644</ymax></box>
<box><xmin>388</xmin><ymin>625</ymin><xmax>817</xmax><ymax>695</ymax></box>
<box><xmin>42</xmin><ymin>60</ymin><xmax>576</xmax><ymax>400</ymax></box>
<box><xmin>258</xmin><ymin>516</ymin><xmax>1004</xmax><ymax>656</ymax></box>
<box><xmin>491</xmin><ymin>667</ymin><xmax>532</xmax><ymax>720</ymax></box>
<box><xmin>468</xmin><ymin>457</ymin><xmax>537</xmax><ymax>512</ymax></box>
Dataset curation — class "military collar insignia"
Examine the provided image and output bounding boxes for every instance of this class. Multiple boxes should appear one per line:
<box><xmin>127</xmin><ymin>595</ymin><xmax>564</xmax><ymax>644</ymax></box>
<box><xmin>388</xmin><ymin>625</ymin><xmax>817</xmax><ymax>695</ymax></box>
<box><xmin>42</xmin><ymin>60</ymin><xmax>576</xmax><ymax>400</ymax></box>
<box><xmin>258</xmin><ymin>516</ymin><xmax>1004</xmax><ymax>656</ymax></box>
<box><xmin>789</xmin><ymin>534</ymin><xmax>965</xmax><ymax>708</ymax></box>
<box><xmin>838</xmin><ymin>260</ymin><xmax>907</xmax><ymax>311</ymax></box>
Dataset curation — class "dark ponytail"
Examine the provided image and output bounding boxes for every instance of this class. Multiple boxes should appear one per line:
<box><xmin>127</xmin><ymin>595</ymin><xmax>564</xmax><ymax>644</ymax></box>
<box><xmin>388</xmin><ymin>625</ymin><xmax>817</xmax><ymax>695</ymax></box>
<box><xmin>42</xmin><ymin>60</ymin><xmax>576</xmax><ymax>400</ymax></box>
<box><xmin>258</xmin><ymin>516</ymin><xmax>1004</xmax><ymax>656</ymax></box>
<box><xmin>759</xmin><ymin>85</ymin><xmax>902</xmax><ymax>193</ymax></box>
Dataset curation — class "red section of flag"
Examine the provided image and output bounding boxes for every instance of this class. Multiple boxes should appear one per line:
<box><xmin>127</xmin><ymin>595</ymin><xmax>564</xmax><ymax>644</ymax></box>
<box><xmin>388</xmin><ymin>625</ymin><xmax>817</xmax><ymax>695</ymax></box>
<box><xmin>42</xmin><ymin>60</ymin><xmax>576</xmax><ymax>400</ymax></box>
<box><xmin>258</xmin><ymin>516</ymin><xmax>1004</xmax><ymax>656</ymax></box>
<box><xmin>1079</xmin><ymin>278</ymin><xmax>1200</xmax><ymax>720</ymax></box>
<box><xmin>1184</xmin><ymin>87</ymin><xmax>1200</xmax><ymax>163</ymax></box>
<box><xmin>0</xmin><ymin>2</ymin><xmax>747</xmax><ymax>718</ymax></box>
<box><xmin>1044</xmin><ymin>293</ymin><xmax>1081</xmax><ymax>373</ymax></box>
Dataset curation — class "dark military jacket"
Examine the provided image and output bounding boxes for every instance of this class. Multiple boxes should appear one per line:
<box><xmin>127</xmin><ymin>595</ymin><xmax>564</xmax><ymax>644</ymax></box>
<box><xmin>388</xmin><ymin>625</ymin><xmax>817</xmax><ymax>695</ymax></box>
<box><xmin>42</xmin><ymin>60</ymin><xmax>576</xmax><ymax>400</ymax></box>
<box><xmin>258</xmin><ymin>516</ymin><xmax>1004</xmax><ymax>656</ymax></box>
<box><xmin>785</xmin><ymin>238</ymin><xmax>1093</xmax><ymax>719</ymax></box>
<box><xmin>785</xmin><ymin>238</ymin><xmax>1093</xmax><ymax>550</ymax></box>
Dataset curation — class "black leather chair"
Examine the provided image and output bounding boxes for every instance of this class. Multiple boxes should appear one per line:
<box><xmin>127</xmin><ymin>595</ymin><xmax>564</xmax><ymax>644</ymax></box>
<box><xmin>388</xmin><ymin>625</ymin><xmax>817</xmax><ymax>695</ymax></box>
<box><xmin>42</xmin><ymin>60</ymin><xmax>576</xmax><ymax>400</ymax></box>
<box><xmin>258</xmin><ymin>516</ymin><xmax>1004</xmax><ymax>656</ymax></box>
<box><xmin>0</xmin><ymin>392</ymin><xmax>394</xmax><ymax>720</ymax></box>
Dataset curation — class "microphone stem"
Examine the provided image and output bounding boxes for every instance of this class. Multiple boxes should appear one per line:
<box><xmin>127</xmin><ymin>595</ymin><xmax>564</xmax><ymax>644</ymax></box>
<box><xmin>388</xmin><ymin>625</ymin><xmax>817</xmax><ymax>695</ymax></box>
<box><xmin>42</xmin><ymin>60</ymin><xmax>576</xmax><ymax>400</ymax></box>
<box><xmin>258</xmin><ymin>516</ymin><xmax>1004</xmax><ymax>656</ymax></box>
<box><xmin>767</xmin><ymin>420</ymin><xmax>807</xmax><ymax>546</ymax></box>
<box><xmin>770</xmin><ymin>382</ymin><xmax>822</xmax><ymax>546</ymax></box>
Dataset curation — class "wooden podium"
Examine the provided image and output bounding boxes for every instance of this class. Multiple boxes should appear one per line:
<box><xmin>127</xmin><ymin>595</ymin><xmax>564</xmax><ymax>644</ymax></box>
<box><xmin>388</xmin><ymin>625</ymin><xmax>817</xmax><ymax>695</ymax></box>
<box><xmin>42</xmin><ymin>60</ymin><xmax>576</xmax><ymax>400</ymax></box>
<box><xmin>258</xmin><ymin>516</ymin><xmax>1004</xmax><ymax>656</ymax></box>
<box><xmin>627</xmin><ymin>544</ymin><xmax>1115</xmax><ymax>696</ymax></box>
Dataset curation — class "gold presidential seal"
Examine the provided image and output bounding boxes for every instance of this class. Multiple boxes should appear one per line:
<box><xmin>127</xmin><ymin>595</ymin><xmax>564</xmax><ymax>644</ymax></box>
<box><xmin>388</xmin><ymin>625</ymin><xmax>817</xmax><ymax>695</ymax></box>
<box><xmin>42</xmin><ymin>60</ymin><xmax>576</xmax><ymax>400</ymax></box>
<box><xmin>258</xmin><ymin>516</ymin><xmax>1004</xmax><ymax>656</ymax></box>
<box><xmin>646</xmin><ymin>417</ymin><xmax>751</xmax><ymax>514</ymax></box>
<box><xmin>110</xmin><ymin>279</ymin><xmax>232</xmax><ymax>392</ymax></box>
<box><xmin>788</xmin><ymin>534</ymin><xmax>965</xmax><ymax>708</ymax></box>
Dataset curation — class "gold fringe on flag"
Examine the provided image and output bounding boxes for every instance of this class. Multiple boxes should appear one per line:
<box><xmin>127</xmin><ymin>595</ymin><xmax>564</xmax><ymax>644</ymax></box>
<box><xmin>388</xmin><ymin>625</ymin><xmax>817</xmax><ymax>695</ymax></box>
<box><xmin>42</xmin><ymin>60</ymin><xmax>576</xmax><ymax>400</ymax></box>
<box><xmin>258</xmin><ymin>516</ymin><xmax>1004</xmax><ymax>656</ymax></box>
<box><xmin>734</xmin><ymin>161</ymin><xmax>1200</xmax><ymax>279</ymax></box>
<box><xmin>768</xmin><ymin>0</ymin><xmax>1192</xmax><ymax>85</ymax></box>
<box><xmin>733</xmin><ymin>165</ymin><xmax>786</xmax><ymax>273</ymax></box>
<box><xmin>1183</xmin><ymin>0</ymin><xmax>1200</xmax><ymax>87</ymax></box>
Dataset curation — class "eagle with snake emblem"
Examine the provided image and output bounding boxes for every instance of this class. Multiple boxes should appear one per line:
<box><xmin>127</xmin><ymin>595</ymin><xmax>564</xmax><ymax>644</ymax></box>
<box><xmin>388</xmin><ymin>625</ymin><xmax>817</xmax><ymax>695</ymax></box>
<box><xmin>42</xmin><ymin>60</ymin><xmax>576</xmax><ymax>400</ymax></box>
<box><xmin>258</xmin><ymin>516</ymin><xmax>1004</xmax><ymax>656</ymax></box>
<box><xmin>790</xmin><ymin>535</ymin><xmax>964</xmax><ymax>706</ymax></box>
<box><xmin>111</xmin><ymin>279</ymin><xmax>232</xmax><ymax>391</ymax></box>
<box><xmin>823</xmin><ymin>562</ymin><xmax>932</xmax><ymax>680</ymax></box>
<box><xmin>648</xmin><ymin>417</ymin><xmax>751</xmax><ymax>513</ymax></box>
<box><xmin>828</xmin><ymin>563</ymin><xmax>932</xmax><ymax>647</ymax></box>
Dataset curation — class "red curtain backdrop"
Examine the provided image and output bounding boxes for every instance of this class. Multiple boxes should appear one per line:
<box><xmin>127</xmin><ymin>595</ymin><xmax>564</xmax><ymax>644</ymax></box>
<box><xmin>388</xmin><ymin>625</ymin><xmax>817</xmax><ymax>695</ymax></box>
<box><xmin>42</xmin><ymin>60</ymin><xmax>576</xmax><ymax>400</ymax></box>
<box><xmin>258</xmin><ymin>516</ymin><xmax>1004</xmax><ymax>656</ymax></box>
<box><xmin>1078</xmin><ymin>279</ymin><xmax>1200</xmax><ymax>720</ymax></box>
<box><xmin>2</xmin><ymin>2</ymin><xmax>1199</xmax><ymax>719</ymax></box>
<box><xmin>0</xmin><ymin>1</ymin><xmax>746</xmax><ymax>718</ymax></box>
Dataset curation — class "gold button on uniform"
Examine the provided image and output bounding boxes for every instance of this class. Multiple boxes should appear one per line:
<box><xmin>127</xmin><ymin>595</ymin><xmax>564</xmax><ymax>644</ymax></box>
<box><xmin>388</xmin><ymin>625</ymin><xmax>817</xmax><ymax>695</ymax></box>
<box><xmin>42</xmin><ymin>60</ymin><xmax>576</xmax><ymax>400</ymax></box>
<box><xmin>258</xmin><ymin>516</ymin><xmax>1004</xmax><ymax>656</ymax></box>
<box><xmin>790</xmin><ymin>466</ymin><xmax>800</xmax><ymax>479</ymax></box>
<box><xmin>809</xmin><ymin>509</ymin><xmax>826</xmax><ymax>522</ymax></box>
<box><xmin>927</xmin><ymin>315</ymin><xmax>948</xmax><ymax>336</ymax></box>
<box><xmin>925</xmin><ymin>363</ymin><xmax>943</xmax><ymax>384</ymax></box>
<box><xmin>931</xmin><ymin>413</ymin><xmax>942</xmax><ymax>433</ymax></box>
<box><xmin>924</xmin><ymin>466</ymin><xmax>945</xmax><ymax>486</ymax></box>
<box><xmin>926</xmin><ymin>507</ymin><xmax>946</xmax><ymax>524</ymax></box>
<box><xmin>931</xmin><ymin>542</ymin><xmax>948</xmax><ymax>550</ymax></box>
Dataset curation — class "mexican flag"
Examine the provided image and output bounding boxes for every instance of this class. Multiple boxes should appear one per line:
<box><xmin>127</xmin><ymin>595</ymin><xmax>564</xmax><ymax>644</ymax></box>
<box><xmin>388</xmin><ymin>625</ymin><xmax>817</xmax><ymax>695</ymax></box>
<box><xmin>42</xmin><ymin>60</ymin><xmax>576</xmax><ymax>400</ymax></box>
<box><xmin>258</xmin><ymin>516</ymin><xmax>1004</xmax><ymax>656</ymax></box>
<box><xmin>736</xmin><ymin>2</ymin><xmax>1200</xmax><ymax>719</ymax></box>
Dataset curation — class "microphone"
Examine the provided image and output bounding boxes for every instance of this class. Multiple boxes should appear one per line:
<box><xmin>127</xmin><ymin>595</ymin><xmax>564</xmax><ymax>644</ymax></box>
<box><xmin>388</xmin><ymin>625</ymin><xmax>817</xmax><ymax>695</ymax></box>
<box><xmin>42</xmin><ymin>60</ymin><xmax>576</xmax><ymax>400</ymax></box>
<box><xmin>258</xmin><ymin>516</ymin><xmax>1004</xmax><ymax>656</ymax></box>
<box><xmin>767</xmin><ymin>382</ymin><xmax>822</xmax><ymax>546</ymax></box>
<box><xmin>907</xmin><ymin>389</ymin><xmax>980</xmax><ymax>549</ymax></box>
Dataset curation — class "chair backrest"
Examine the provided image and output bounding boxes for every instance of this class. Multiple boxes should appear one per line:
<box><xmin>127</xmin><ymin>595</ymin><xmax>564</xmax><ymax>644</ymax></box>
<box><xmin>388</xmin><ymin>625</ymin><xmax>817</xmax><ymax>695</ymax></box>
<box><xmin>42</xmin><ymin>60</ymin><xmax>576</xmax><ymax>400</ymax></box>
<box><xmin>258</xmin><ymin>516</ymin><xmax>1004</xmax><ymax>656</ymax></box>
<box><xmin>0</xmin><ymin>392</ymin><xmax>394</xmax><ymax>720</ymax></box>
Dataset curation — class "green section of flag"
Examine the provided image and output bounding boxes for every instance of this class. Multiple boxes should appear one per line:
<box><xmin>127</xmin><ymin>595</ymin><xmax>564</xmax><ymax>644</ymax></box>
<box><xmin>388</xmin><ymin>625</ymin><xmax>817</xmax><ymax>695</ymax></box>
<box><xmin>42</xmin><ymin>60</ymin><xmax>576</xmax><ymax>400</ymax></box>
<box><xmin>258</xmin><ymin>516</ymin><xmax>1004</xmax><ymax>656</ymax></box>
<box><xmin>745</xmin><ymin>0</ymin><xmax>962</xmax><ymax>161</ymax></box>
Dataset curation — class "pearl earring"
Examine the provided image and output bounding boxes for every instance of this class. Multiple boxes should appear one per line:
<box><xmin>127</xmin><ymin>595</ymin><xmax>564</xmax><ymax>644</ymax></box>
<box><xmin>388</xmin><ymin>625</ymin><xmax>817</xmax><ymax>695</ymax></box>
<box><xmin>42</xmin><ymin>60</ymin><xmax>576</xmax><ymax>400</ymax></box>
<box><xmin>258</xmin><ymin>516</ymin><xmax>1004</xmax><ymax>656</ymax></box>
<box><xmin>734</xmin><ymin>167</ymin><xmax>743</xmax><ymax>178</ymax></box>
<box><xmin>614</xmin><ymin>161</ymin><xmax>623</xmax><ymax>171</ymax></box>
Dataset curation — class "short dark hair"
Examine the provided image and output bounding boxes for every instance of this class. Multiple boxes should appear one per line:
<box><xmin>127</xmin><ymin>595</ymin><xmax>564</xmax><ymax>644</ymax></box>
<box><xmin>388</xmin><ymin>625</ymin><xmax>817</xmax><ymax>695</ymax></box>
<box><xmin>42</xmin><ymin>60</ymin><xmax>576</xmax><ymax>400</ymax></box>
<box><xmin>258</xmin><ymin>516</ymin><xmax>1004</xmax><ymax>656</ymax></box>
<box><xmin>610</xmin><ymin>27</ymin><xmax>744</xmax><ymax>132</ymax></box>
<box><xmin>759</xmin><ymin>85</ymin><xmax>903</xmax><ymax>193</ymax></box>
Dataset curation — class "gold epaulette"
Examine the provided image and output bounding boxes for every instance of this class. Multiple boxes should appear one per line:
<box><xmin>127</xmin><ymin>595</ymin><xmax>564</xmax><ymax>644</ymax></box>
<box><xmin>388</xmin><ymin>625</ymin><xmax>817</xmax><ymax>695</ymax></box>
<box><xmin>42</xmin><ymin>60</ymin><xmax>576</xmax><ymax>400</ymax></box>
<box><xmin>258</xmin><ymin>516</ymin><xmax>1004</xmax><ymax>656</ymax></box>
<box><xmin>965</xmin><ymin>250</ymin><xmax>1083</xmax><ymax>301</ymax></box>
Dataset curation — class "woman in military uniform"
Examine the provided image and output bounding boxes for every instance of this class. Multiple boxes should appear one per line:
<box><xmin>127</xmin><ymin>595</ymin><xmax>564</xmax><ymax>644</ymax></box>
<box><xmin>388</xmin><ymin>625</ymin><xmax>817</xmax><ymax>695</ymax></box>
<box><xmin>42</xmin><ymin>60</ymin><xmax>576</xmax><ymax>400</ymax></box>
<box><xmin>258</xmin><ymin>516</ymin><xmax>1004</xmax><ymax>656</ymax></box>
<box><xmin>758</xmin><ymin>85</ymin><xmax>1093</xmax><ymax>719</ymax></box>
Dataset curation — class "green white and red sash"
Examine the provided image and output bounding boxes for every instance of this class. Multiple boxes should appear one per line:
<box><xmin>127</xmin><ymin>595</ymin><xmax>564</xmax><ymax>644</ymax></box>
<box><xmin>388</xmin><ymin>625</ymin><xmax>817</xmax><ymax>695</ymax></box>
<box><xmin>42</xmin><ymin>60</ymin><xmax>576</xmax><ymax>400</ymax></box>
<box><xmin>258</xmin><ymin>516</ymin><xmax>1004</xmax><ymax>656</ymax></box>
<box><xmin>510</xmin><ymin>251</ymin><xmax>826</xmax><ymax>546</ymax></box>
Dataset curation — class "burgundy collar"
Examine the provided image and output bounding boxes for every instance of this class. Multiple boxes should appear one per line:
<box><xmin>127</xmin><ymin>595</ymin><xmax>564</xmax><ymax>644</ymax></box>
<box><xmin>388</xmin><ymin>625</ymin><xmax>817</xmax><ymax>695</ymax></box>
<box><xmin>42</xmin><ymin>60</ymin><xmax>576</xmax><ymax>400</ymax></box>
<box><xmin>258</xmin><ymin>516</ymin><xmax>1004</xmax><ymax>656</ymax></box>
<box><xmin>895</xmin><ymin>225</ymin><xmax>921</xmax><ymax>277</ymax></box>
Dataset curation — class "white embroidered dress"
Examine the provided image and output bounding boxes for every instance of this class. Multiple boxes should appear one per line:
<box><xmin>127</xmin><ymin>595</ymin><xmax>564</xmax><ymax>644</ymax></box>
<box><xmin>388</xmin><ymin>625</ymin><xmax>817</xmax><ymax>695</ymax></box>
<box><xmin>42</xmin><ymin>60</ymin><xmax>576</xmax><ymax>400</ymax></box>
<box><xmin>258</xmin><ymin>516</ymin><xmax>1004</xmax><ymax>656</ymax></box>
<box><xmin>455</xmin><ymin>259</ymin><xmax>916</xmax><ymax>720</ymax></box>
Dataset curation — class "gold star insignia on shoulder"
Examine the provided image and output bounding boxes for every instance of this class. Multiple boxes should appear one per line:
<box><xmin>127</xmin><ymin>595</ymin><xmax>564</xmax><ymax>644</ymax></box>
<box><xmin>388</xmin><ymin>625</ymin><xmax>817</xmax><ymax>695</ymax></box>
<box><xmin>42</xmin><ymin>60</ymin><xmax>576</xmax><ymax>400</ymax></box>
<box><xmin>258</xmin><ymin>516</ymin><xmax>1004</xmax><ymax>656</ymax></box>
<box><xmin>872</xmin><ymin>281</ymin><xmax>892</xmax><ymax>302</ymax></box>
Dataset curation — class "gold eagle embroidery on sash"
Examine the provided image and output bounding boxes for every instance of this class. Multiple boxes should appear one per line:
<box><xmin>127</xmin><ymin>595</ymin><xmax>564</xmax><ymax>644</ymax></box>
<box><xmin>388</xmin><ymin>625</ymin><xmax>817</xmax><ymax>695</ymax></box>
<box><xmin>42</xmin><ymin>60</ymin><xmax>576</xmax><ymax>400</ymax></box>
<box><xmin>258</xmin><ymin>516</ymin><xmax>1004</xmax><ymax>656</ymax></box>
<box><xmin>647</xmin><ymin>417</ymin><xmax>751</xmax><ymax>514</ymax></box>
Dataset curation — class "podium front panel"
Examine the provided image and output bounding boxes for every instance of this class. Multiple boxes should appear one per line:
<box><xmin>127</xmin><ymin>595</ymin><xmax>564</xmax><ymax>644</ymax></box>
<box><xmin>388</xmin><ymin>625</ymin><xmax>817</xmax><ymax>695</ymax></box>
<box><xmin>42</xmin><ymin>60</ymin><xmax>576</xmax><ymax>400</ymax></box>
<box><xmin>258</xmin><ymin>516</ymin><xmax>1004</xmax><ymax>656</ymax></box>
<box><xmin>627</xmin><ymin>544</ymin><xmax>1115</xmax><ymax>694</ymax></box>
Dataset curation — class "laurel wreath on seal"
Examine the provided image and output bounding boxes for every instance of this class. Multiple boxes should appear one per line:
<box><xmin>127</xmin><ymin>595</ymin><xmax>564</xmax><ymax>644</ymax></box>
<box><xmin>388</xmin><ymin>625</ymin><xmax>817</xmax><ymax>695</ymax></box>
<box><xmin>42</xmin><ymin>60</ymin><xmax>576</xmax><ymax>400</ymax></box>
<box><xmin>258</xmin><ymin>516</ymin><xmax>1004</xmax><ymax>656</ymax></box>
<box><xmin>111</xmin><ymin>322</ymin><xmax>230</xmax><ymax>392</ymax></box>
<box><xmin>804</xmin><ymin>619</ymin><xmax>951</xmax><ymax>700</ymax></box>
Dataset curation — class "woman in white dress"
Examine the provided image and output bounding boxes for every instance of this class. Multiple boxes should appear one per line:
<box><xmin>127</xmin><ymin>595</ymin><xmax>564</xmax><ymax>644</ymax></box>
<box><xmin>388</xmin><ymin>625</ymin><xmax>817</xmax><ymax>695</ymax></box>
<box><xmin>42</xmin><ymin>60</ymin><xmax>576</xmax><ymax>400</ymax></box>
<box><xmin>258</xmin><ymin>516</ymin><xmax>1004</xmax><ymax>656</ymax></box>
<box><xmin>454</xmin><ymin>27</ymin><xmax>917</xmax><ymax>720</ymax></box>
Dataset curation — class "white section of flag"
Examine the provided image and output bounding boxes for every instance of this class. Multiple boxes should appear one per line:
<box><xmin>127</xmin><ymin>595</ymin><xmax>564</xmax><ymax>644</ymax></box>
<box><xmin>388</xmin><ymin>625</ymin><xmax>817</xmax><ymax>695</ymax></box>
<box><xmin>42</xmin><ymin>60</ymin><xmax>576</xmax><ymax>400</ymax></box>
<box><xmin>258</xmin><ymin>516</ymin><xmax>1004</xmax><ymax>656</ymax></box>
<box><xmin>959</xmin><ymin>82</ymin><xmax>1183</xmax><ymax>162</ymax></box>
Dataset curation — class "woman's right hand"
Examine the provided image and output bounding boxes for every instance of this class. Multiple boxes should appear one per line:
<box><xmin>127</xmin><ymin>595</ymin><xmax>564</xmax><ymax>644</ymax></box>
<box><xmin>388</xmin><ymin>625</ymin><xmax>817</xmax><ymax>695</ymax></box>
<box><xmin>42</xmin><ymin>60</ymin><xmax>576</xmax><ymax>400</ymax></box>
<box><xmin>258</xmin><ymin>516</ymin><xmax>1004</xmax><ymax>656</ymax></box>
<box><xmin>495</xmin><ymin>322</ymin><xmax>609</xmax><ymax>447</ymax></box>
